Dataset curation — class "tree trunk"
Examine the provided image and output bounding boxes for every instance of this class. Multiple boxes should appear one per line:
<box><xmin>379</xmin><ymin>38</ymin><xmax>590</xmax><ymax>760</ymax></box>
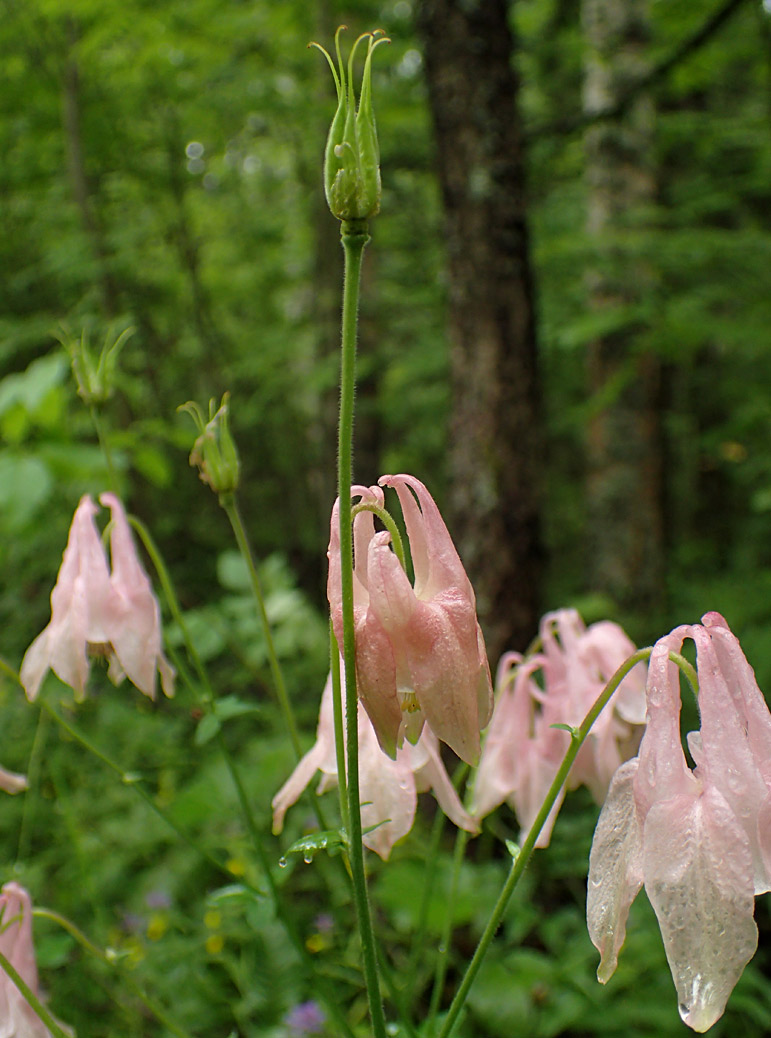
<box><xmin>582</xmin><ymin>0</ymin><xmax>663</xmax><ymax>615</ymax></box>
<box><xmin>61</xmin><ymin>20</ymin><xmax>119</xmax><ymax>316</ymax></box>
<box><xmin>416</xmin><ymin>0</ymin><xmax>543</xmax><ymax>663</ymax></box>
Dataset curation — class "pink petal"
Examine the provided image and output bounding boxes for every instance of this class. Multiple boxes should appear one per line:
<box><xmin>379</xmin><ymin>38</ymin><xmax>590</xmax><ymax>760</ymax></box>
<box><xmin>693</xmin><ymin>622</ymin><xmax>771</xmax><ymax>894</ymax></box>
<box><xmin>643</xmin><ymin>785</ymin><xmax>757</xmax><ymax>1033</ymax></box>
<box><xmin>412</xmin><ymin>729</ymin><xmax>479</xmax><ymax>835</ymax></box>
<box><xmin>636</xmin><ymin>629</ymin><xmax>699</xmax><ymax>817</ymax></box>
<box><xmin>587</xmin><ymin>759</ymin><xmax>644</xmax><ymax>983</ymax></box>
<box><xmin>359</xmin><ymin>721</ymin><xmax>416</xmax><ymax>860</ymax></box>
<box><xmin>379</xmin><ymin>474</ymin><xmax>474</xmax><ymax>603</ymax></box>
<box><xmin>101</xmin><ymin>493</ymin><xmax>175</xmax><ymax>699</ymax></box>
<box><xmin>271</xmin><ymin>675</ymin><xmax>338</xmax><ymax>834</ymax></box>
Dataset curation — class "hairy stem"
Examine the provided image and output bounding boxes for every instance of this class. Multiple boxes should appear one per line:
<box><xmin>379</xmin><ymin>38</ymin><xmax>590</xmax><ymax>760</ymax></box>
<box><xmin>337</xmin><ymin>218</ymin><xmax>387</xmax><ymax>1037</ymax></box>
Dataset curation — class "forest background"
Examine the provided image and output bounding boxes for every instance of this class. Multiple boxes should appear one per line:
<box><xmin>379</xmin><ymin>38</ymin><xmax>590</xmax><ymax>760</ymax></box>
<box><xmin>1</xmin><ymin>0</ymin><xmax>770</xmax><ymax>1035</ymax></box>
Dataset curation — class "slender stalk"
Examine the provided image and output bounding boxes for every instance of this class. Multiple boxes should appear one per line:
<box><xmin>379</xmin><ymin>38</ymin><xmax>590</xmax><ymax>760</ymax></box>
<box><xmin>405</xmin><ymin>805</ymin><xmax>446</xmax><ymax>1011</ymax></box>
<box><xmin>40</xmin><ymin>699</ymin><xmax>250</xmax><ymax>889</ymax></box>
<box><xmin>127</xmin><ymin>515</ymin><xmax>210</xmax><ymax>693</ymax></box>
<box><xmin>337</xmin><ymin>218</ymin><xmax>387</xmax><ymax>1038</ymax></box>
<box><xmin>89</xmin><ymin>404</ymin><xmax>119</xmax><ymax>492</ymax></box>
<box><xmin>219</xmin><ymin>493</ymin><xmax>302</xmax><ymax>758</ymax></box>
<box><xmin>16</xmin><ymin>707</ymin><xmax>48</xmax><ymax>864</ymax></box>
<box><xmin>130</xmin><ymin>513</ymin><xmax>333</xmax><ymax>820</ymax></box>
<box><xmin>0</xmin><ymin>949</ymin><xmax>70</xmax><ymax>1038</ymax></box>
<box><xmin>350</xmin><ymin>501</ymin><xmax>407</xmax><ymax>571</ymax></box>
<box><xmin>428</xmin><ymin>828</ymin><xmax>469</xmax><ymax>1030</ymax></box>
<box><xmin>436</xmin><ymin>646</ymin><xmax>696</xmax><ymax>1038</ymax></box>
<box><xmin>36</xmin><ymin>691</ymin><xmax>353</xmax><ymax>1036</ymax></box>
<box><xmin>33</xmin><ymin>908</ymin><xmax>196</xmax><ymax>1038</ymax></box>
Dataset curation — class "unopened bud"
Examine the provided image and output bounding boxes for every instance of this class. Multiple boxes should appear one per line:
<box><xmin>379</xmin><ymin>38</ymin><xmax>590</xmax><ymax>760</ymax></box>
<box><xmin>310</xmin><ymin>27</ymin><xmax>390</xmax><ymax>222</ymax></box>
<box><xmin>60</xmin><ymin>324</ymin><xmax>134</xmax><ymax>406</ymax></box>
<box><xmin>179</xmin><ymin>392</ymin><xmax>240</xmax><ymax>496</ymax></box>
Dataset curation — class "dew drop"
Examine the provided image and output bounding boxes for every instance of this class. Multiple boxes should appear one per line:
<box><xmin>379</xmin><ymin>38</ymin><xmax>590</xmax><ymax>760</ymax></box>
<box><xmin>278</xmin><ymin>857</ymin><xmax>288</xmax><ymax>869</ymax></box>
<box><xmin>303</xmin><ymin>853</ymin><xmax>314</xmax><ymax>864</ymax></box>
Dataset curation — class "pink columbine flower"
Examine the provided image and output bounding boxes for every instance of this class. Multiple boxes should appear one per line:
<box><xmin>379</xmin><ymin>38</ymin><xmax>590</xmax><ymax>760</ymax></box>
<box><xmin>0</xmin><ymin>882</ymin><xmax>71</xmax><ymax>1037</ymax></box>
<box><xmin>272</xmin><ymin>667</ymin><xmax>478</xmax><ymax>860</ymax></box>
<box><xmin>327</xmin><ymin>474</ymin><xmax>493</xmax><ymax>765</ymax></box>
<box><xmin>587</xmin><ymin>612</ymin><xmax>771</xmax><ymax>1032</ymax></box>
<box><xmin>473</xmin><ymin>609</ymin><xmax>646</xmax><ymax>846</ymax></box>
<box><xmin>20</xmin><ymin>494</ymin><xmax>174</xmax><ymax>702</ymax></box>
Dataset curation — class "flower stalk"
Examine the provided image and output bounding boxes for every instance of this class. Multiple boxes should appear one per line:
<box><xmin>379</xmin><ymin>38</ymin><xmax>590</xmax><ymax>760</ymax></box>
<box><xmin>436</xmin><ymin>646</ymin><xmax>697</xmax><ymax>1038</ymax></box>
<box><xmin>336</xmin><ymin>221</ymin><xmax>387</xmax><ymax>1036</ymax></box>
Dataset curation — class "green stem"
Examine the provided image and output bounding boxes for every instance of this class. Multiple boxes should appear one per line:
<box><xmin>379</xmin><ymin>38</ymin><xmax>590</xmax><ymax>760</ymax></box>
<box><xmin>127</xmin><ymin>515</ymin><xmax>210</xmax><ymax>694</ymax></box>
<box><xmin>350</xmin><ymin>501</ymin><xmax>407</xmax><ymax>572</ymax></box>
<box><xmin>89</xmin><ymin>404</ymin><xmax>119</xmax><ymax>492</ymax></box>
<box><xmin>33</xmin><ymin>908</ymin><xmax>196</xmax><ymax>1038</ymax></box>
<box><xmin>405</xmin><ymin>805</ymin><xmax>446</xmax><ymax>1012</ymax></box>
<box><xmin>130</xmin><ymin>512</ymin><xmax>335</xmax><ymax>823</ymax></box>
<box><xmin>126</xmin><ymin>521</ymin><xmax>351</xmax><ymax>1033</ymax></box>
<box><xmin>40</xmin><ymin>699</ymin><xmax>257</xmax><ymax>893</ymax></box>
<box><xmin>0</xmin><ymin>948</ymin><xmax>70</xmax><ymax>1038</ymax></box>
<box><xmin>337</xmin><ymin>219</ymin><xmax>387</xmax><ymax>1038</ymax></box>
<box><xmin>436</xmin><ymin>646</ymin><xmax>689</xmax><ymax>1038</ymax></box>
<box><xmin>428</xmin><ymin>828</ymin><xmax>469</xmax><ymax>1031</ymax></box>
<box><xmin>219</xmin><ymin>494</ymin><xmax>302</xmax><ymax>759</ymax></box>
<box><xmin>16</xmin><ymin>707</ymin><xmax>48</xmax><ymax>864</ymax></box>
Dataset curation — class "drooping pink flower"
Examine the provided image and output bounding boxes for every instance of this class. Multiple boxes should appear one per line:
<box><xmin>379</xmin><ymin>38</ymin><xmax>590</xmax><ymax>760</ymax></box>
<box><xmin>473</xmin><ymin>609</ymin><xmax>646</xmax><ymax>846</ymax></box>
<box><xmin>272</xmin><ymin>667</ymin><xmax>478</xmax><ymax>860</ymax></box>
<box><xmin>20</xmin><ymin>495</ymin><xmax>174</xmax><ymax>702</ymax></box>
<box><xmin>327</xmin><ymin>474</ymin><xmax>493</xmax><ymax>765</ymax></box>
<box><xmin>587</xmin><ymin>612</ymin><xmax>770</xmax><ymax>1032</ymax></box>
<box><xmin>0</xmin><ymin>882</ymin><xmax>71</xmax><ymax>1037</ymax></box>
<box><xmin>100</xmin><ymin>493</ymin><xmax>175</xmax><ymax>699</ymax></box>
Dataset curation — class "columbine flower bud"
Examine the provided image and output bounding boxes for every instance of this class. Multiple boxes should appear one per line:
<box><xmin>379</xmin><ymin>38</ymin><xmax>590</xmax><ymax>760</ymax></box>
<box><xmin>179</xmin><ymin>392</ymin><xmax>240</xmax><ymax>496</ymax></box>
<box><xmin>311</xmin><ymin>27</ymin><xmax>389</xmax><ymax>222</ymax></box>
<box><xmin>59</xmin><ymin>323</ymin><xmax>135</xmax><ymax>406</ymax></box>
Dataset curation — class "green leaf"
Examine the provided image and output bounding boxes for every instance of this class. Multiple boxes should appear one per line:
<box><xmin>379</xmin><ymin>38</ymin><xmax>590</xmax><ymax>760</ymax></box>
<box><xmin>283</xmin><ymin>828</ymin><xmax>348</xmax><ymax>863</ymax></box>
<box><xmin>194</xmin><ymin>713</ymin><xmax>222</xmax><ymax>746</ymax></box>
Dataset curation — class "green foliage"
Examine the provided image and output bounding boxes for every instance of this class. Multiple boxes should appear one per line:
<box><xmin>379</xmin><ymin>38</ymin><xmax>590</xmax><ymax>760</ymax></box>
<box><xmin>1</xmin><ymin>0</ymin><xmax>771</xmax><ymax>1034</ymax></box>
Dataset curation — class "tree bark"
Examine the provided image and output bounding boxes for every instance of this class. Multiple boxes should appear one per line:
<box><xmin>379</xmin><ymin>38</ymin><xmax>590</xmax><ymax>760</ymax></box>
<box><xmin>417</xmin><ymin>0</ymin><xmax>543</xmax><ymax>662</ymax></box>
<box><xmin>582</xmin><ymin>0</ymin><xmax>664</xmax><ymax>613</ymax></box>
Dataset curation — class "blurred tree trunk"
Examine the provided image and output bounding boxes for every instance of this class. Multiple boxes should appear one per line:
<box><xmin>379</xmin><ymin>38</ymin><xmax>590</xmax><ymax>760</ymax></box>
<box><xmin>61</xmin><ymin>20</ymin><xmax>118</xmax><ymax>316</ymax></box>
<box><xmin>582</xmin><ymin>0</ymin><xmax>664</xmax><ymax>614</ymax></box>
<box><xmin>417</xmin><ymin>0</ymin><xmax>543</xmax><ymax>663</ymax></box>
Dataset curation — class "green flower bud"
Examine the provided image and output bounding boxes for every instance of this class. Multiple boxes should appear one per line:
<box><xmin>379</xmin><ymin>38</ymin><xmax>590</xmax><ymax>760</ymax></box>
<box><xmin>59</xmin><ymin>323</ymin><xmax>135</xmax><ymax>406</ymax></box>
<box><xmin>310</xmin><ymin>27</ymin><xmax>390</xmax><ymax>222</ymax></box>
<box><xmin>179</xmin><ymin>392</ymin><xmax>240</xmax><ymax>497</ymax></box>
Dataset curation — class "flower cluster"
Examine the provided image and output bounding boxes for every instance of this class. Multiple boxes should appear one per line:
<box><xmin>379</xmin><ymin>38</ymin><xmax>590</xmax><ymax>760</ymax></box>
<box><xmin>20</xmin><ymin>494</ymin><xmax>174</xmax><ymax>702</ymax></box>
<box><xmin>473</xmin><ymin>609</ymin><xmax>646</xmax><ymax>846</ymax></box>
<box><xmin>0</xmin><ymin>882</ymin><xmax>71</xmax><ymax>1037</ymax></box>
<box><xmin>272</xmin><ymin>666</ymin><xmax>478</xmax><ymax>860</ymax></box>
<box><xmin>327</xmin><ymin>474</ymin><xmax>493</xmax><ymax>766</ymax></box>
<box><xmin>588</xmin><ymin>612</ymin><xmax>771</xmax><ymax>1031</ymax></box>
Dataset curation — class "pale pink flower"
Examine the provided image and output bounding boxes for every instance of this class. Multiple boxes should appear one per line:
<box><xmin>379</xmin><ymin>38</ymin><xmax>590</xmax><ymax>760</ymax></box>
<box><xmin>328</xmin><ymin>474</ymin><xmax>493</xmax><ymax>765</ymax></box>
<box><xmin>473</xmin><ymin>610</ymin><xmax>646</xmax><ymax>847</ymax></box>
<box><xmin>587</xmin><ymin>612</ymin><xmax>770</xmax><ymax>1032</ymax></box>
<box><xmin>272</xmin><ymin>668</ymin><xmax>478</xmax><ymax>860</ymax></box>
<box><xmin>100</xmin><ymin>494</ymin><xmax>175</xmax><ymax>699</ymax></box>
<box><xmin>20</xmin><ymin>494</ymin><xmax>174</xmax><ymax>702</ymax></box>
<box><xmin>0</xmin><ymin>882</ymin><xmax>71</xmax><ymax>1037</ymax></box>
